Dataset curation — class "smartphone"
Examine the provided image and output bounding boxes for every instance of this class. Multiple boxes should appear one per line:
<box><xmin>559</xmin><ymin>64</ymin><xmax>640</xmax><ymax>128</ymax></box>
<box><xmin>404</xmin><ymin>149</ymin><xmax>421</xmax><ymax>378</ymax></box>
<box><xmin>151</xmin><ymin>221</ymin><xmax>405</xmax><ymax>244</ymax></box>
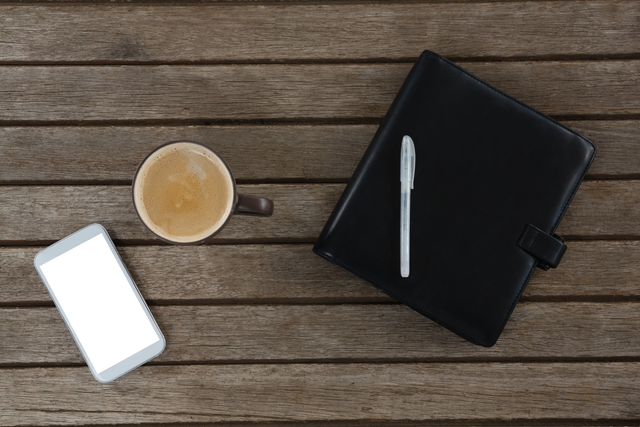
<box><xmin>34</xmin><ymin>224</ymin><xmax>165</xmax><ymax>383</ymax></box>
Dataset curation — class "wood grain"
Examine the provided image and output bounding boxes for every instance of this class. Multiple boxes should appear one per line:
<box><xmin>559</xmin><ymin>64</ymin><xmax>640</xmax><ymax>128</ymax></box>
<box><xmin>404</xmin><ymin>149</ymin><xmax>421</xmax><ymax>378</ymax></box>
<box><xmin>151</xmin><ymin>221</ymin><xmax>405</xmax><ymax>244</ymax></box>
<box><xmin>0</xmin><ymin>181</ymin><xmax>637</xmax><ymax>243</ymax></box>
<box><xmin>2</xmin><ymin>303</ymin><xmax>640</xmax><ymax>364</ymax></box>
<box><xmin>1</xmin><ymin>1</ymin><xmax>636</xmax><ymax>425</ymax></box>
<box><xmin>2</xmin><ymin>241</ymin><xmax>639</xmax><ymax>304</ymax></box>
<box><xmin>1</xmin><ymin>363</ymin><xmax>638</xmax><ymax>425</ymax></box>
<box><xmin>0</xmin><ymin>125</ymin><xmax>370</xmax><ymax>183</ymax></box>
<box><xmin>1</xmin><ymin>61</ymin><xmax>639</xmax><ymax>122</ymax></box>
<box><xmin>0</xmin><ymin>121</ymin><xmax>637</xmax><ymax>183</ymax></box>
<box><xmin>2</xmin><ymin>2</ymin><xmax>639</xmax><ymax>63</ymax></box>
<box><xmin>0</xmin><ymin>0</ymin><xmax>598</xmax><ymax>3</ymax></box>
<box><xmin>566</xmin><ymin>120</ymin><xmax>640</xmax><ymax>178</ymax></box>
<box><xmin>560</xmin><ymin>180</ymin><xmax>640</xmax><ymax>237</ymax></box>
<box><xmin>0</xmin><ymin>184</ymin><xmax>341</xmax><ymax>243</ymax></box>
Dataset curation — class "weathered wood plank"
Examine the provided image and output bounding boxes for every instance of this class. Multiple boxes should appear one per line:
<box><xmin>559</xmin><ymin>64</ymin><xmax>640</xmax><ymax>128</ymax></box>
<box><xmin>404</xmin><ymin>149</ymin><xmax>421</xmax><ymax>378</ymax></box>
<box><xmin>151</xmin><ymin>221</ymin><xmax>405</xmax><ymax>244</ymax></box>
<box><xmin>566</xmin><ymin>120</ymin><xmax>640</xmax><ymax>178</ymax></box>
<box><xmin>0</xmin><ymin>181</ymin><xmax>636</xmax><ymax>243</ymax></box>
<box><xmin>0</xmin><ymin>184</ymin><xmax>340</xmax><ymax>243</ymax></box>
<box><xmin>0</xmin><ymin>125</ymin><xmax>370</xmax><ymax>183</ymax></box>
<box><xmin>536</xmin><ymin>240</ymin><xmax>640</xmax><ymax>297</ymax></box>
<box><xmin>1</xmin><ymin>62</ymin><xmax>639</xmax><ymax>122</ymax></box>
<box><xmin>0</xmin><ymin>424</ymin><xmax>624</xmax><ymax>427</ymax></box>
<box><xmin>1</xmin><ymin>244</ymin><xmax>375</xmax><ymax>304</ymax></box>
<box><xmin>1</xmin><ymin>241</ymin><xmax>638</xmax><ymax>304</ymax></box>
<box><xmin>0</xmin><ymin>121</ymin><xmax>637</xmax><ymax>183</ymax></box>
<box><xmin>1</xmin><ymin>363</ymin><xmax>638</xmax><ymax>425</ymax></box>
<box><xmin>560</xmin><ymin>180</ymin><xmax>640</xmax><ymax>237</ymax></box>
<box><xmin>2</xmin><ymin>2</ymin><xmax>639</xmax><ymax>63</ymax></box>
<box><xmin>2</xmin><ymin>303</ymin><xmax>639</xmax><ymax>364</ymax></box>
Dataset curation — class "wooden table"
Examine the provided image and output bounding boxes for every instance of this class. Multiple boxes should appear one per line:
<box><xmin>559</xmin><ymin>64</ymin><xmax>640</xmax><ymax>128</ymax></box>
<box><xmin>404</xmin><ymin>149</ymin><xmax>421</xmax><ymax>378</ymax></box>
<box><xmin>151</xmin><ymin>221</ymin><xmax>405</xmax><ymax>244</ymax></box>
<box><xmin>1</xmin><ymin>0</ymin><xmax>639</xmax><ymax>425</ymax></box>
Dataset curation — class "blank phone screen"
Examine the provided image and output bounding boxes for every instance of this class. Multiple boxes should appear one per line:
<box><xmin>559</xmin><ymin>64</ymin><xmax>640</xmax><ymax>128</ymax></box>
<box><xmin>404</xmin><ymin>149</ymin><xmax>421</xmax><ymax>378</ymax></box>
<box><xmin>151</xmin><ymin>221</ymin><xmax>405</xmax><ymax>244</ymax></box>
<box><xmin>40</xmin><ymin>234</ymin><xmax>160</xmax><ymax>374</ymax></box>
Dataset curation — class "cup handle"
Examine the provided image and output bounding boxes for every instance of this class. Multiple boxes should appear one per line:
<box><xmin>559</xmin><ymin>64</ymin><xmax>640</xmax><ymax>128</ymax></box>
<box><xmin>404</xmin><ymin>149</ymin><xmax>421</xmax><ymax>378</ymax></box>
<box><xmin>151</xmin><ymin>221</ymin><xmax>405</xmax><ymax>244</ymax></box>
<box><xmin>234</xmin><ymin>194</ymin><xmax>274</xmax><ymax>217</ymax></box>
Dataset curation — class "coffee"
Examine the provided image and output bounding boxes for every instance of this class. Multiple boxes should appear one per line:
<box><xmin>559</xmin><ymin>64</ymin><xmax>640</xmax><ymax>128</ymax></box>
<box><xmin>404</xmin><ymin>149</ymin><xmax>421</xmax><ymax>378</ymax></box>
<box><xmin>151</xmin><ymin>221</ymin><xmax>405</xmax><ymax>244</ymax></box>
<box><xmin>133</xmin><ymin>142</ymin><xmax>235</xmax><ymax>243</ymax></box>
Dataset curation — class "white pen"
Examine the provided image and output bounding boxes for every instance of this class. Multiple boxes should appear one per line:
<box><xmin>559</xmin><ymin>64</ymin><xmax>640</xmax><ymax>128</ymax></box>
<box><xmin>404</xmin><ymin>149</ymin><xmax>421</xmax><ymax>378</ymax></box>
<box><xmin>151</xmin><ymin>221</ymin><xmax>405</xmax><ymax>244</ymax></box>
<box><xmin>400</xmin><ymin>135</ymin><xmax>416</xmax><ymax>278</ymax></box>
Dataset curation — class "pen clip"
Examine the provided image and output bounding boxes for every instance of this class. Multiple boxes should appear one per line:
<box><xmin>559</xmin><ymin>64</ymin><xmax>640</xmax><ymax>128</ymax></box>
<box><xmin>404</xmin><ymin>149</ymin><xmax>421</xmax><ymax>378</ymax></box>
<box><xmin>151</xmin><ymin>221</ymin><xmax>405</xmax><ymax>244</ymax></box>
<box><xmin>402</xmin><ymin>135</ymin><xmax>416</xmax><ymax>189</ymax></box>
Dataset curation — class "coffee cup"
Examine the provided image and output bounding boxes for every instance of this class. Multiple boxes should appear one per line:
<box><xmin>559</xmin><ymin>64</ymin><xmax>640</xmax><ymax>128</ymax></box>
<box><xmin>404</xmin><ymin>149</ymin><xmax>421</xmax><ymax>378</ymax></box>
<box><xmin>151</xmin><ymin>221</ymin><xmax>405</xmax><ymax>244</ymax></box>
<box><xmin>132</xmin><ymin>140</ymin><xmax>273</xmax><ymax>244</ymax></box>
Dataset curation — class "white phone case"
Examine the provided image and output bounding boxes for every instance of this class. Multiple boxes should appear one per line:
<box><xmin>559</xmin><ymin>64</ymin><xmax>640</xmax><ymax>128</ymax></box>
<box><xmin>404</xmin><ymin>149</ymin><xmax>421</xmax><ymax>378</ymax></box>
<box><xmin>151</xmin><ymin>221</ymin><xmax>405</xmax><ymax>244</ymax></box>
<box><xmin>33</xmin><ymin>224</ymin><xmax>166</xmax><ymax>383</ymax></box>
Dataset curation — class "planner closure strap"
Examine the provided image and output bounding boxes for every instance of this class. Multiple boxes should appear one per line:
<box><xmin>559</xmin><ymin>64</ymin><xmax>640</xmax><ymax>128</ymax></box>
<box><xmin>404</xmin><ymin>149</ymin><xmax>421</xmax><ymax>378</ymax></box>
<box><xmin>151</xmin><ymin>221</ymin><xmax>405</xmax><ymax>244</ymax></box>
<box><xmin>517</xmin><ymin>224</ymin><xmax>567</xmax><ymax>271</ymax></box>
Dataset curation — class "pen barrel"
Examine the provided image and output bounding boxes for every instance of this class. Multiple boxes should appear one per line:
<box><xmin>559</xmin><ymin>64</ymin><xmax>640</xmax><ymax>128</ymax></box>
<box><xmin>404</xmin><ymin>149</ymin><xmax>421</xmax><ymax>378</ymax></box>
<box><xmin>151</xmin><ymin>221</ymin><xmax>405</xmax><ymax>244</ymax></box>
<box><xmin>400</xmin><ymin>181</ymin><xmax>411</xmax><ymax>278</ymax></box>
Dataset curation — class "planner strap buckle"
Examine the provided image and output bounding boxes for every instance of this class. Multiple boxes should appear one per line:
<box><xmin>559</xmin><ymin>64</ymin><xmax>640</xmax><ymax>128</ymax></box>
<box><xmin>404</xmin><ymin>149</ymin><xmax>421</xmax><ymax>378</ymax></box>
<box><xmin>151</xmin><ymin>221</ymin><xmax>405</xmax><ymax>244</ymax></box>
<box><xmin>517</xmin><ymin>224</ymin><xmax>567</xmax><ymax>271</ymax></box>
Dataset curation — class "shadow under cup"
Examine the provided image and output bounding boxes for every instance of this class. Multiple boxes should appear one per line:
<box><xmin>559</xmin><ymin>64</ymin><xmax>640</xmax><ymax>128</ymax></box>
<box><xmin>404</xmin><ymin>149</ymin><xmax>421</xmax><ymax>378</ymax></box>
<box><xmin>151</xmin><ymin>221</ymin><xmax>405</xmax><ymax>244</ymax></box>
<box><xmin>132</xmin><ymin>141</ymin><xmax>274</xmax><ymax>244</ymax></box>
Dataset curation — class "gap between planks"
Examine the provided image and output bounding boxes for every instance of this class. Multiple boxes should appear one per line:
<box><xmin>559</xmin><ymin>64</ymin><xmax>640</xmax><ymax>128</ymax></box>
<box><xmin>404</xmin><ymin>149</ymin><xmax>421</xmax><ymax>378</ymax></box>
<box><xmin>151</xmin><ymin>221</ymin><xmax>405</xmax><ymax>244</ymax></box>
<box><xmin>0</xmin><ymin>0</ymin><xmax>613</xmax><ymax>3</ymax></box>
<box><xmin>3</xmin><ymin>296</ymin><xmax>640</xmax><ymax>307</ymax></box>
<box><xmin>3</xmin><ymin>55</ymin><xmax>640</xmax><ymax>66</ymax></box>
<box><xmin>4</xmin><ymin>357</ymin><xmax>640</xmax><ymax>369</ymax></box>
<box><xmin>4</xmin><ymin>422</ymin><xmax>640</xmax><ymax>427</ymax></box>
<box><xmin>4</xmin><ymin>421</ymin><xmax>639</xmax><ymax>427</ymax></box>
<box><xmin>1</xmin><ymin>115</ymin><xmax>639</xmax><ymax>126</ymax></box>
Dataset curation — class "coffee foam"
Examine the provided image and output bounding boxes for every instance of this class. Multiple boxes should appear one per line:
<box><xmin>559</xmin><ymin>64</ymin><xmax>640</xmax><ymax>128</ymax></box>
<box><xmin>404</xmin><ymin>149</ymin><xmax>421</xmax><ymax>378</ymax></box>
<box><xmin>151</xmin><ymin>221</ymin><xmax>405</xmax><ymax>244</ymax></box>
<box><xmin>133</xmin><ymin>142</ymin><xmax>235</xmax><ymax>243</ymax></box>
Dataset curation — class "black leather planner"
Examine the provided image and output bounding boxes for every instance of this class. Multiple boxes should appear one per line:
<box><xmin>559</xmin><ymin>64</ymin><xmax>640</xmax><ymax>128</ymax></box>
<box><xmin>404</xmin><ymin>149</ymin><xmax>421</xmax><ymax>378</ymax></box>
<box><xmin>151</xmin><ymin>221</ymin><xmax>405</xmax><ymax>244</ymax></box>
<box><xmin>313</xmin><ymin>50</ymin><xmax>596</xmax><ymax>347</ymax></box>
